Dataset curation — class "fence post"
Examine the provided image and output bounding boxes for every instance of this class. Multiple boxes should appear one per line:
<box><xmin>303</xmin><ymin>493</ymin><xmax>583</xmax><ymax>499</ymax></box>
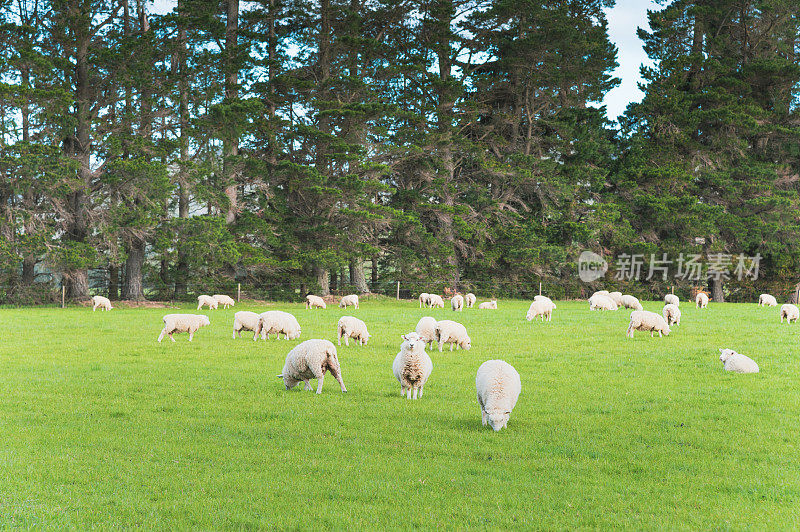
<box><xmin>539</xmin><ymin>281</ymin><xmax>542</xmax><ymax>296</ymax></box>
<box><xmin>396</xmin><ymin>281</ymin><xmax>400</xmax><ymax>300</ymax></box>
<box><xmin>671</xmin><ymin>285</ymin><xmax>674</xmax><ymax>295</ymax></box>
<box><xmin>237</xmin><ymin>283</ymin><xmax>241</xmax><ymax>302</ymax></box>
<box><xmin>61</xmin><ymin>285</ymin><xmax>65</xmax><ymax>309</ymax></box>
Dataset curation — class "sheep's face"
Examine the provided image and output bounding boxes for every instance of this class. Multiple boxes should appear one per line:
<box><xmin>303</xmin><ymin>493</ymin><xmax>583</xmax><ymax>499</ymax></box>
<box><xmin>719</xmin><ymin>348</ymin><xmax>735</xmax><ymax>363</ymax></box>
<box><xmin>461</xmin><ymin>337</ymin><xmax>472</xmax><ymax>350</ymax></box>
<box><xmin>487</xmin><ymin>412</ymin><xmax>510</xmax><ymax>431</ymax></box>
<box><xmin>525</xmin><ymin>311</ymin><xmax>534</xmax><ymax>321</ymax></box>
<box><xmin>401</xmin><ymin>333</ymin><xmax>423</xmax><ymax>350</ymax></box>
<box><xmin>663</xmin><ymin>324</ymin><xmax>671</xmax><ymax>336</ymax></box>
<box><xmin>200</xmin><ymin>316</ymin><xmax>211</xmax><ymax>326</ymax></box>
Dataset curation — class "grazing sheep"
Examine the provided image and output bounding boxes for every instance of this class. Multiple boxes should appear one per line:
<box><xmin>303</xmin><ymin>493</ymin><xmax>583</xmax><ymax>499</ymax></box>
<box><xmin>197</xmin><ymin>295</ymin><xmax>218</xmax><ymax>310</ymax></box>
<box><xmin>419</xmin><ymin>293</ymin><xmax>430</xmax><ymax>308</ymax></box>
<box><xmin>392</xmin><ymin>332</ymin><xmax>433</xmax><ymax>400</ymax></box>
<box><xmin>434</xmin><ymin>320</ymin><xmax>471</xmax><ymax>352</ymax></box>
<box><xmin>696</xmin><ymin>292</ymin><xmax>709</xmax><ymax>309</ymax></box>
<box><xmin>589</xmin><ymin>294</ymin><xmax>618</xmax><ymax>311</ymax></box>
<box><xmin>591</xmin><ymin>290</ymin><xmax>610</xmax><ymax>299</ymax></box>
<box><xmin>415</xmin><ymin>316</ymin><xmax>438</xmax><ymax>349</ymax></box>
<box><xmin>157</xmin><ymin>314</ymin><xmax>210</xmax><ymax>342</ymax></box>
<box><xmin>780</xmin><ymin>304</ymin><xmax>799</xmax><ymax>324</ymax></box>
<box><xmin>337</xmin><ymin>316</ymin><xmax>370</xmax><ymax>346</ymax></box>
<box><xmin>719</xmin><ymin>348</ymin><xmax>759</xmax><ymax>374</ymax></box>
<box><xmin>533</xmin><ymin>295</ymin><xmax>557</xmax><ymax>310</ymax></box>
<box><xmin>339</xmin><ymin>294</ymin><xmax>360</xmax><ymax>309</ymax></box>
<box><xmin>608</xmin><ymin>291</ymin><xmax>624</xmax><ymax>306</ymax></box>
<box><xmin>478</xmin><ymin>300</ymin><xmax>498</xmax><ymax>310</ymax></box>
<box><xmin>620</xmin><ymin>294</ymin><xmax>644</xmax><ymax>311</ymax></box>
<box><xmin>213</xmin><ymin>294</ymin><xmax>236</xmax><ymax>309</ymax></box>
<box><xmin>664</xmin><ymin>294</ymin><xmax>679</xmax><ymax>306</ymax></box>
<box><xmin>428</xmin><ymin>294</ymin><xmax>445</xmax><ymax>308</ymax></box>
<box><xmin>256</xmin><ymin>311</ymin><xmax>302</xmax><ymax>340</ymax></box>
<box><xmin>465</xmin><ymin>293</ymin><xmax>476</xmax><ymax>308</ymax></box>
<box><xmin>526</xmin><ymin>300</ymin><xmax>553</xmax><ymax>322</ymax></box>
<box><xmin>626</xmin><ymin>310</ymin><xmax>671</xmax><ymax>338</ymax></box>
<box><xmin>475</xmin><ymin>360</ymin><xmax>521</xmax><ymax>432</ymax></box>
<box><xmin>758</xmin><ymin>294</ymin><xmax>778</xmax><ymax>307</ymax></box>
<box><xmin>278</xmin><ymin>339</ymin><xmax>346</xmax><ymax>394</ymax></box>
<box><xmin>91</xmin><ymin>295</ymin><xmax>113</xmax><ymax>312</ymax></box>
<box><xmin>451</xmin><ymin>294</ymin><xmax>464</xmax><ymax>311</ymax></box>
<box><xmin>305</xmin><ymin>294</ymin><xmax>327</xmax><ymax>309</ymax></box>
<box><xmin>662</xmin><ymin>303</ymin><xmax>681</xmax><ymax>326</ymax></box>
<box><xmin>233</xmin><ymin>311</ymin><xmax>261</xmax><ymax>340</ymax></box>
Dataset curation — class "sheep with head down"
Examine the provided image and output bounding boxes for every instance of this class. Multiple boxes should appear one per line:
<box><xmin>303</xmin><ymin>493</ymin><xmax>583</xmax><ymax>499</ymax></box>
<box><xmin>608</xmin><ymin>291</ymin><xmax>624</xmax><ymax>306</ymax></box>
<box><xmin>662</xmin><ymin>304</ymin><xmax>681</xmax><ymax>326</ymax></box>
<box><xmin>158</xmin><ymin>314</ymin><xmax>211</xmax><ymax>342</ymax></box>
<box><xmin>197</xmin><ymin>295</ymin><xmax>218</xmax><ymax>310</ymax></box>
<box><xmin>758</xmin><ymin>294</ymin><xmax>777</xmax><ymax>307</ymax></box>
<box><xmin>233</xmin><ymin>311</ymin><xmax>261</xmax><ymax>339</ymax></box>
<box><xmin>435</xmin><ymin>320</ymin><xmax>471</xmax><ymax>352</ymax></box>
<box><xmin>589</xmin><ymin>294</ymin><xmax>617</xmax><ymax>311</ymax></box>
<box><xmin>305</xmin><ymin>294</ymin><xmax>326</xmax><ymax>309</ymax></box>
<box><xmin>626</xmin><ymin>310</ymin><xmax>671</xmax><ymax>338</ymax></box>
<box><xmin>451</xmin><ymin>294</ymin><xmax>464</xmax><ymax>311</ymax></box>
<box><xmin>696</xmin><ymin>292</ymin><xmax>709</xmax><ymax>309</ymax></box>
<box><xmin>256</xmin><ymin>311</ymin><xmax>301</xmax><ymax>340</ymax></box>
<box><xmin>213</xmin><ymin>294</ymin><xmax>235</xmax><ymax>309</ymax></box>
<box><xmin>780</xmin><ymin>304</ymin><xmax>799</xmax><ymax>324</ymax></box>
<box><xmin>664</xmin><ymin>294</ymin><xmax>679</xmax><ymax>306</ymax></box>
<box><xmin>278</xmin><ymin>339</ymin><xmax>346</xmax><ymax>394</ymax></box>
<box><xmin>339</xmin><ymin>294</ymin><xmax>359</xmax><ymax>309</ymax></box>
<box><xmin>476</xmin><ymin>359</ymin><xmax>521</xmax><ymax>432</ymax></box>
<box><xmin>91</xmin><ymin>295</ymin><xmax>113</xmax><ymax>311</ymax></box>
<box><xmin>428</xmin><ymin>294</ymin><xmax>445</xmax><ymax>308</ymax></box>
<box><xmin>526</xmin><ymin>300</ymin><xmax>554</xmax><ymax>322</ymax></box>
<box><xmin>337</xmin><ymin>316</ymin><xmax>370</xmax><ymax>346</ymax></box>
<box><xmin>415</xmin><ymin>316</ymin><xmax>438</xmax><ymax>349</ymax></box>
<box><xmin>620</xmin><ymin>294</ymin><xmax>643</xmax><ymax>311</ymax></box>
<box><xmin>465</xmin><ymin>293</ymin><xmax>476</xmax><ymax>308</ymax></box>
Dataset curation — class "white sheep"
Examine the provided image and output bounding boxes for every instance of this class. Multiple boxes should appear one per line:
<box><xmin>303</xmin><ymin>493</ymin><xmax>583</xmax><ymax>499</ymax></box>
<box><xmin>213</xmin><ymin>294</ymin><xmax>236</xmax><ymax>309</ymax></box>
<box><xmin>758</xmin><ymin>294</ymin><xmax>778</xmax><ymax>307</ymax></box>
<box><xmin>337</xmin><ymin>316</ymin><xmax>370</xmax><ymax>346</ymax></box>
<box><xmin>534</xmin><ymin>295</ymin><xmax>556</xmax><ymax>309</ymax></box>
<box><xmin>451</xmin><ymin>294</ymin><xmax>464</xmax><ymax>311</ymax></box>
<box><xmin>157</xmin><ymin>314</ymin><xmax>211</xmax><ymax>342</ymax></box>
<box><xmin>305</xmin><ymin>294</ymin><xmax>327</xmax><ymax>309</ymax></box>
<box><xmin>620</xmin><ymin>294</ymin><xmax>643</xmax><ymax>311</ymax></box>
<box><xmin>664</xmin><ymin>294</ymin><xmax>679</xmax><ymax>306</ymax></box>
<box><xmin>233</xmin><ymin>311</ymin><xmax>261</xmax><ymax>340</ymax></box>
<box><xmin>257</xmin><ymin>311</ymin><xmax>302</xmax><ymax>340</ymax></box>
<box><xmin>339</xmin><ymin>294</ymin><xmax>360</xmax><ymax>309</ymax></box>
<box><xmin>392</xmin><ymin>332</ymin><xmax>433</xmax><ymax>400</ymax></box>
<box><xmin>465</xmin><ymin>293</ymin><xmax>476</xmax><ymax>308</ymax></box>
<box><xmin>719</xmin><ymin>348</ymin><xmax>759</xmax><ymax>374</ymax></box>
<box><xmin>525</xmin><ymin>300</ymin><xmax>553</xmax><ymax>322</ymax></box>
<box><xmin>478</xmin><ymin>300</ymin><xmax>497</xmax><ymax>310</ymax></box>
<box><xmin>589</xmin><ymin>294</ymin><xmax>618</xmax><ymax>311</ymax></box>
<box><xmin>780</xmin><ymin>304</ymin><xmax>799</xmax><ymax>324</ymax></box>
<box><xmin>91</xmin><ymin>295</ymin><xmax>113</xmax><ymax>311</ymax></box>
<box><xmin>626</xmin><ymin>310</ymin><xmax>671</xmax><ymax>338</ymax></box>
<box><xmin>278</xmin><ymin>339</ymin><xmax>346</xmax><ymax>394</ymax></box>
<box><xmin>696</xmin><ymin>292</ymin><xmax>709</xmax><ymax>309</ymax></box>
<box><xmin>608</xmin><ymin>291</ymin><xmax>624</xmax><ymax>305</ymax></box>
<box><xmin>415</xmin><ymin>316</ymin><xmax>438</xmax><ymax>348</ymax></box>
<box><xmin>590</xmin><ymin>290</ymin><xmax>610</xmax><ymax>299</ymax></box>
<box><xmin>419</xmin><ymin>293</ymin><xmax>430</xmax><ymax>308</ymax></box>
<box><xmin>662</xmin><ymin>303</ymin><xmax>681</xmax><ymax>326</ymax></box>
<box><xmin>428</xmin><ymin>294</ymin><xmax>445</xmax><ymax>308</ymax></box>
<box><xmin>434</xmin><ymin>320</ymin><xmax>471</xmax><ymax>352</ymax></box>
<box><xmin>475</xmin><ymin>359</ymin><xmax>521</xmax><ymax>432</ymax></box>
<box><xmin>197</xmin><ymin>294</ymin><xmax>218</xmax><ymax>310</ymax></box>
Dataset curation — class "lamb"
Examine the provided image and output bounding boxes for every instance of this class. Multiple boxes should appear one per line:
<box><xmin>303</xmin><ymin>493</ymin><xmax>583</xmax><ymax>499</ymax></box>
<box><xmin>91</xmin><ymin>295</ymin><xmax>113</xmax><ymax>311</ymax></box>
<box><xmin>415</xmin><ymin>316</ymin><xmax>438</xmax><ymax>348</ymax></box>
<box><xmin>620</xmin><ymin>294</ymin><xmax>643</xmax><ymax>311</ymax></box>
<box><xmin>525</xmin><ymin>300</ymin><xmax>553</xmax><ymax>322</ymax></box>
<box><xmin>278</xmin><ymin>339</ymin><xmax>346</xmax><ymax>394</ymax></box>
<box><xmin>213</xmin><ymin>294</ymin><xmax>236</xmax><ymax>309</ymax></box>
<box><xmin>696</xmin><ymin>292</ymin><xmax>709</xmax><ymax>309</ymax></box>
<box><xmin>478</xmin><ymin>300</ymin><xmax>498</xmax><ymax>310</ymax></box>
<box><xmin>305</xmin><ymin>294</ymin><xmax>326</xmax><ymax>309</ymax></box>
<box><xmin>419</xmin><ymin>293</ymin><xmax>430</xmax><ymax>308</ymax></box>
<box><xmin>339</xmin><ymin>294</ymin><xmax>359</xmax><ymax>309</ymax></box>
<box><xmin>451</xmin><ymin>294</ymin><xmax>464</xmax><ymax>311</ymax></box>
<box><xmin>608</xmin><ymin>291</ymin><xmax>624</xmax><ymax>305</ymax></box>
<box><xmin>589</xmin><ymin>293</ymin><xmax>618</xmax><ymax>311</ymax></box>
<box><xmin>758</xmin><ymin>294</ymin><xmax>778</xmax><ymax>307</ymax></box>
<box><xmin>197</xmin><ymin>294</ymin><xmax>218</xmax><ymax>310</ymax></box>
<box><xmin>256</xmin><ymin>311</ymin><xmax>302</xmax><ymax>340</ymax></box>
<box><xmin>780</xmin><ymin>304</ymin><xmax>799</xmax><ymax>324</ymax></box>
<box><xmin>392</xmin><ymin>332</ymin><xmax>433</xmax><ymax>400</ymax></box>
<box><xmin>662</xmin><ymin>303</ymin><xmax>681</xmax><ymax>326</ymax></box>
<box><xmin>465</xmin><ymin>293</ymin><xmax>476</xmax><ymax>308</ymax></box>
<box><xmin>428</xmin><ymin>294</ymin><xmax>445</xmax><ymax>308</ymax></box>
<box><xmin>157</xmin><ymin>314</ymin><xmax>211</xmax><ymax>342</ymax></box>
<box><xmin>664</xmin><ymin>294</ymin><xmax>679</xmax><ymax>306</ymax></box>
<box><xmin>232</xmin><ymin>311</ymin><xmax>261</xmax><ymax>339</ymax></box>
<box><xmin>626</xmin><ymin>310</ymin><xmax>671</xmax><ymax>338</ymax></box>
<box><xmin>719</xmin><ymin>348</ymin><xmax>759</xmax><ymax>374</ymax></box>
<box><xmin>475</xmin><ymin>360</ymin><xmax>521</xmax><ymax>432</ymax></box>
<box><xmin>434</xmin><ymin>320</ymin><xmax>471</xmax><ymax>352</ymax></box>
<box><xmin>337</xmin><ymin>316</ymin><xmax>370</xmax><ymax>346</ymax></box>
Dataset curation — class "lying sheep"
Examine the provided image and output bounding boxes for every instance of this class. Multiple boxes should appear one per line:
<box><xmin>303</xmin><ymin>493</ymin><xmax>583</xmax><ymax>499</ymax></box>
<box><xmin>233</xmin><ymin>311</ymin><xmax>261</xmax><ymax>339</ymax></box>
<box><xmin>256</xmin><ymin>311</ymin><xmax>302</xmax><ymax>340</ymax></box>
<box><xmin>719</xmin><ymin>348</ymin><xmax>759</xmax><ymax>374</ymax></box>
<box><xmin>415</xmin><ymin>316</ymin><xmax>438</xmax><ymax>348</ymax></box>
<box><xmin>213</xmin><ymin>294</ymin><xmax>235</xmax><ymax>309</ymax></box>
<box><xmin>305</xmin><ymin>294</ymin><xmax>326</xmax><ymax>309</ymax></box>
<box><xmin>337</xmin><ymin>316</ymin><xmax>370</xmax><ymax>346</ymax></box>
<box><xmin>589</xmin><ymin>294</ymin><xmax>618</xmax><ymax>311</ymax></box>
<box><xmin>664</xmin><ymin>294</ymin><xmax>679</xmax><ymax>306</ymax></box>
<box><xmin>758</xmin><ymin>294</ymin><xmax>778</xmax><ymax>307</ymax></box>
<box><xmin>620</xmin><ymin>294</ymin><xmax>643</xmax><ymax>311</ymax></box>
<box><xmin>476</xmin><ymin>359</ymin><xmax>521</xmax><ymax>432</ymax></box>
<box><xmin>158</xmin><ymin>314</ymin><xmax>210</xmax><ymax>342</ymax></box>
<box><xmin>626</xmin><ymin>310</ymin><xmax>671</xmax><ymax>338</ymax></box>
<box><xmin>608</xmin><ymin>291</ymin><xmax>624</xmax><ymax>306</ymax></box>
<box><xmin>197</xmin><ymin>295</ymin><xmax>218</xmax><ymax>310</ymax></box>
<box><xmin>780</xmin><ymin>304</ymin><xmax>799</xmax><ymax>324</ymax></box>
<box><xmin>392</xmin><ymin>332</ymin><xmax>433</xmax><ymax>400</ymax></box>
<box><xmin>435</xmin><ymin>320</ymin><xmax>471</xmax><ymax>352</ymax></box>
<box><xmin>339</xmin><ymin>294</ymin><xmax>359</xmax><ymax>309</ymax></box>
<box><xmin>428</xmin><ymin>294</ymin><xmax>445</xmax><ymax>308</ymax></box>
<box><xmin>526</xmin><ymin>300</ymin><xmax>553</xmax><ymax>322</ymax></box>
<box><xmin>419</xmin><ymin>293</ymin><xmax>430</xmax><ymax>308</ymax></box>
<box><xmin>91</xmin><ymin>295</ymin><xmax>113</xmax><ymax>312</ymax></box>
<box><xmin>465</xmin><ymin>293</ymin><xmax>476</xmax><ymax>308</ymax></box>
<box><xmin>662</xmin><ymin>303</ymin><xmax>681</xmax><ymax>326</ymax></box>
<box><xmin>696</xmin><ymin>292</ymin><xmax>709</xmax><ymax>309</ymax></box>
<box><xmin>451</xmin><ymin>294</ymin><xmax>464</xmax><ymax>312</ymax></box>
<box><xmin>478</xmin><ymin>300</ymin><xmax>497</xmax><ymax>310</ymax></box>
<box><xmin>278</xmin><ymin>339</ymin><xmax>346</xmax><ymax>394</ymax></box>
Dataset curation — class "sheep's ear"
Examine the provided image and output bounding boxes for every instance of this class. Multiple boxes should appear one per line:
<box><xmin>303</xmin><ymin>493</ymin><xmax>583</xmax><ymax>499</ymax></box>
<box><xmin>401</xmin><ymin>334</ymin><xmax>407</xmax><ymax>340</ymax></box>
<box><xmin>719</xmin><ymin>348</ymin><xmax>724</xmax><ymax>353</ymax></box>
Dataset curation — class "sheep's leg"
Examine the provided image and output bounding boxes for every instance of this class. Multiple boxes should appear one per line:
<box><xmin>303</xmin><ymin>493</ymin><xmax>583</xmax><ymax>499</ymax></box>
<box><xmin>92</xmin><ymin>304</ymin><xmax>97</xmax><ymax>312</ymax></box>
<box><xmin>337</xmin><ymin>328</ymin><xmax>342</xmax><ymax>346</ymax></box>
<box><xmin>406</xmin><ymin>387</ymin><xmax>412</xmax><ymax>399</ymax></box>
<box><xmin>419</xmin><ymin>386</ymin><xmax>424</xmax><ymax>398</ymax></box>
<box><xmin>450</xmin><ymin>343</ymin><xmax>454</xmax><ymax>351</ymax></box>
<box><xmin>344</xmin><ymin>335</ymin><xmax>349</xmax><ymax>347</ymax></box>
<box><xmin>438</xmin><ymin>341</ymin><xmax>443</xmax><ymax>353</ymax></box>
<box><xmin>188</xmin><ymin>330</ymin><xmax>195</xmax><ymax>342</ymax></box>
<box><xmin>328</xmin><ymin>367</ymin><xmax>347</xmax><ymax>392</ymax></box>
<box><xmin>400</xmin><ymin>385</ymin><xmax>405</xmax><ymax>396</ymax></box>
<box><xmin>232</xmin><ymin>328</ymin><xmax>237</xmax><ymax>339</ymax></box>
<box><xmin>252</xmin><ymin>330</ymin><xmax>258</xmax><ymax>341</ymax></box>
<box><xmin>158</xmin><ymin>329</ymin><xmax>166</xmax><ymax>342</ymax></box>
<box><xmin>169</xmin><ymin>332</ymin><xmax>175</xmax><ymax>343</ymax></box>
<box><xmin>412</xmin><ymin>387</ymin><xmax>418</xmax><ymax>400</ymax></box>
<box><xmin>303</xmin><ymin>379</ymin><xmax>313</xmax><ymax>391</ymax></box>
<box><xmin>197</xmin><ymin>303</ymin><xmax>202</xmax><ymax>310</ymax></box>
<box><xmin>626</xmin><ymin>324</ymin><xmax>633</xmax><ymax>338</ymax></box>
<box><xmin>315</xmin><ymin>375</ymin><xmax>325</xmax><ymax>394</ymax></box>
<box><xmin>481</xmin><ymin>410</ymin><xmax>487</xmax><ymax>426</ymax></box>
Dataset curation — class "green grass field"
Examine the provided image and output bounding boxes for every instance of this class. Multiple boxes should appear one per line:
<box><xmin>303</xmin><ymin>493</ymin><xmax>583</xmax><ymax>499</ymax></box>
<box><xmin>1</xmin><ymin>299</ymin><xmax>799</xmax><ymax>529</ymax></box>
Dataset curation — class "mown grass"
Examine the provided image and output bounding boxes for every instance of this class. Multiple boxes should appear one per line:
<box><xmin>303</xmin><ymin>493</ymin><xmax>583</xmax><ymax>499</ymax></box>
<box><xmin>1</xmin><ymin>298</ymin><xmax>799</xmax><ymax>529</ymax></box>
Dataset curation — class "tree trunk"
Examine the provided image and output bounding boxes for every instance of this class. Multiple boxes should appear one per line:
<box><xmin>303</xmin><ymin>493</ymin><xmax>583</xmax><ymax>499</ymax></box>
<box><xmin>223</xmin><ymin>0</ymin><xmax>239</xmax><ymax>224</ymax></box>
<box><xmin>22</xmin><ymin>256</ymin><xmax>35</xmax><ymax>285</ymax></box>
<box><xmin>109</xmin><ymin>265</ymin><xmax>119</xmax><ymax>300</ymax></box>
<box><xmin>350</xmin><ymin>258</ymin><xmax>369</xmax><ymax>293</ymax></box>
<box><xmin>122</xmin><ymin>238</ymin><xmax>145</xmax><ymax>300</ymax></box>
<box><xmin>174</xmin><ymin>0</ymin><xmax>190</xmax><ymax>300</ymax></box>
<box><xmin>371</xmin><ymin>255</ymin><xmax>378</xmax><ymax>291</ymax></box>
<box><xmin>314</xmin><ymin>265</ymin><xmax>330</xmax><ymax>296</ymax></box>
<box><xmin>711</xmin><ymin>278</ymin><xmax>724</xmax><ymax>303</ymax></box>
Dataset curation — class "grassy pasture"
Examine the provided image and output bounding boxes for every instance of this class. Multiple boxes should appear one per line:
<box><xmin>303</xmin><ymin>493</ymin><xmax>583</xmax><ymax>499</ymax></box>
<box><xmin>1</xmin><ymin>299</ymin><xmax>799</xmax><ymax>529</ymax></box>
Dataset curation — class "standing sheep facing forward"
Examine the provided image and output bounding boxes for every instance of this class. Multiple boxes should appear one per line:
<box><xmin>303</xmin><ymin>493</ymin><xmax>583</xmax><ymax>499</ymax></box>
<box><xmin>478</xmin><ymin>300</ymin><xmax>498</xmax><ymax>310</ymax></box>
<box><xmin>662</xmin><ymin>304</ymin><xmax>681</xmax><ymax>326</ymax></box>
<box><xmin>451</xmin><ymin>294</ymin><xmax>464</xmax><ymax>311</ymax></box>
<box><xmin>278</xmin><ymin>339</ymin><xmax>346</xmax><ymax>394</ymax></box>
<box><xmin>620</xmin><ymin>294</ymin><xmax>643</xmax><ymax>311</ymax></box>
<box><xmin>339</xmin><ymin>294</ymin><xmax>359</xmax><ymax>309</ymax></box>
<box><xmin>305</xmin><ymin>294</ymin><xmax>326</xmax><ymax>309</ymax></box>
<box><xmin>158</xmin><ymin>314</ymin><xmax>211</xmax><ymax>342</ymax></box>
<box><xmin>696</xmin><ymin>292</ymin><xmax>709</xmax><ymax>309</ymax></box>
<box><xmin>197</xmin><ymin>295</ymin><xmax>218</xmax><ymax>310</ymax></box>
<box><xmin>428</xmin><ymin>294</ymin><xmax>445</xmax><ymax>308</ymax></box>
<box><xmin>758</xmin><ymin>294</ymin><xmax>778</xmax><ymax>307</ymax></box>
<box><xmin>719</xmin><ymin>348</ymin><xmax>759</xmax><ymax>374</ymax></box>
<box><xmin>626</xmin><ymin>310</ymin><xmax>671</xmax><ymax>338</ymax></box>
<box><xmin>415</xmin><ymin>316</ymin><xmax>438</xmax><ymax>349</ymax></box>
<box><xmin>465</xmin><ymin>293</ymin><xmax>476</xmax><ymax>308</ymax></box>
<box><xmin>91</xmin><ymin>295</ymin><xmax>113</xmax><ymax>311</ymax></box>
<box><xmin>337</xmin><ymin>316</ymin><xmax>370</xmax><ymax>346</ymax></box>
<box><xmin>392</xmin><ymin>333</ymin><xmax>433</xmax><ymax>400</ymax></box>
<box><xmin>780</xmin><ymin>304</ymin><xmax>799</xmax><ymax>324</ymax></box>
<box><xmin>213</xmin><ymin>294</ymin><xmax>236</xmax><ymax>309</ymax></box>
<box><xmin>476</xmin><ymin>360</ymin><xmax>521</xmax><ymax>432</ymax></box>
<box><xmin>664</xmin><ymin>294</ymin><xmax>679</xmax><ymax>306</ymax></box>
<box><xmin>233</xmin><ymin>311</ymin><xmax>261</xmax><ymax>339</ymax></box>
<box><xmin>256</xmin><ymin>311</ymin><xmax>302</xmax><ymax>340</ymax></box>
<box><xmin>435</xmin><ymin>320</ymin><xmax>471</xmax><ymax>352</ymax></box>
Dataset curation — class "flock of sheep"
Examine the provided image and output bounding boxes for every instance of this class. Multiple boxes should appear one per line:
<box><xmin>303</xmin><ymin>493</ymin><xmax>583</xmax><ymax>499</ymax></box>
<box><xmin>87</xmin><ymin>286</ymin><xmax>782</xmax><ymax>431</ymax></box>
